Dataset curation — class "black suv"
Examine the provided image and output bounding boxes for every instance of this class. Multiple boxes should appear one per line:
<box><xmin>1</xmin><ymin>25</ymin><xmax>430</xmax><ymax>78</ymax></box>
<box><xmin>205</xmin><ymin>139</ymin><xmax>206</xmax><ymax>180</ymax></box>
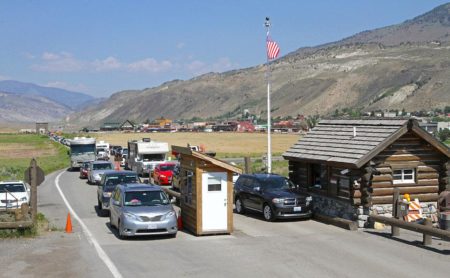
<box><xmin>97</xmin><ymin>170</ymin><xmax>139</xmax><ymax>216</ymax></box>
<box><xmin>234</xmin><ymin>174</ymin><xmax>313</xmax><ymax>221</ymax></box>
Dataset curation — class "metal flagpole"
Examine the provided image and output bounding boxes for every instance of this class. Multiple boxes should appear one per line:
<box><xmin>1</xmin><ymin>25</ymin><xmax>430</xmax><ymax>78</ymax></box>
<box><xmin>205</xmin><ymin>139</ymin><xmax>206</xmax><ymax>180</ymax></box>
<box><xmin>265</xmin><ymin>17</ymin><xmax>272</xmax><ymax>174</ymax></box>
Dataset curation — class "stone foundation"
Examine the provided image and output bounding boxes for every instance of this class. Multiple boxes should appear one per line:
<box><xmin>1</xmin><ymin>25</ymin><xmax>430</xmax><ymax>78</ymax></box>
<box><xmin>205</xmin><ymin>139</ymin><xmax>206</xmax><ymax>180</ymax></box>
<box><xmin>311</xmin><ymin>193</ymin><xmax>438</xmax><ymax>229</ymax></box>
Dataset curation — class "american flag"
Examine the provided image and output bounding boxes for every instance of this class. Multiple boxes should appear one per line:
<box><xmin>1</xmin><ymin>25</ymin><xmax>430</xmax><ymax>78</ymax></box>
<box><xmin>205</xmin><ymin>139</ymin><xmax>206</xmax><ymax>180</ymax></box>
<box><xmin>266</xmin><ymin>38</ymin><xmax>280</xmax><ymax>60</ymax></box>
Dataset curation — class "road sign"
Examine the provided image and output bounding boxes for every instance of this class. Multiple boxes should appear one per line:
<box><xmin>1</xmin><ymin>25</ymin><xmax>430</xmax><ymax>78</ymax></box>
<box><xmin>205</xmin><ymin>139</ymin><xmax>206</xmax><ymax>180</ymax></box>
<box><xmin>24</xmin><ymin>166</ymin><xmax>45</xmax><ymax>186</ymax></box>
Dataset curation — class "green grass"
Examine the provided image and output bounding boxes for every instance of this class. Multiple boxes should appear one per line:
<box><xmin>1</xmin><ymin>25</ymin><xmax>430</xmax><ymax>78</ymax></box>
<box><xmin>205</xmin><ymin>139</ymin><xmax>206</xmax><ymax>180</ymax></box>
<box><xmin>237</xmin><ymin>159</ymin><xmax>289</xmax><ymax>177</ymax></box>
<box><xmin>0</xmin><ymin>134</ymin><xmax>69</xmax><ymax>180</ymax></box>
<box><xmin>0</xmin><ymin>212</ymin><xmax>49</xmax><ymax>238</ymax></box>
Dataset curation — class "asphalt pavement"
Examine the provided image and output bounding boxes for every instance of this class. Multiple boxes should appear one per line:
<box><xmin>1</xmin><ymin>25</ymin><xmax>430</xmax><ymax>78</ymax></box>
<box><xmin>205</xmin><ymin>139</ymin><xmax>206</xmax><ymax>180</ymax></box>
<box><xmin>1</xmin><ymin>168</ymin><xmax>450</xmax><ymax>278</ymax></box>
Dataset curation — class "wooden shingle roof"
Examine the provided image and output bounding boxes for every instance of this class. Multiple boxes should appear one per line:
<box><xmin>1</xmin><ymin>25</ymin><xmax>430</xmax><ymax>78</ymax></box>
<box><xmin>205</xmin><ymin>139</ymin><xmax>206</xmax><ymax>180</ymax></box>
<box><xmin>283</xmin><ymin>118</ymin><xmax>437</xmax><ymax>168</ymax></box>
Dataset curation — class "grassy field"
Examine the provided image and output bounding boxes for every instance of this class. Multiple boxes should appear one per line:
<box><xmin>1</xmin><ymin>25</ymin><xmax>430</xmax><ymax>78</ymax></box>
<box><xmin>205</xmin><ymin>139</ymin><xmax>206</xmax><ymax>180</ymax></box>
<box><xmin>0</xmin><ymin>134</ymin><xmax>69</xmax><ymax>181</ymax></box>
<box><xmin>87</xmin><ymin>131</ymin><xmax>298</xmax><ymax>176</ymax></box>
<box><xmin>91</xmin><ymin>132</ymin><xmax>300</xmax><ymax>158</ymax></box>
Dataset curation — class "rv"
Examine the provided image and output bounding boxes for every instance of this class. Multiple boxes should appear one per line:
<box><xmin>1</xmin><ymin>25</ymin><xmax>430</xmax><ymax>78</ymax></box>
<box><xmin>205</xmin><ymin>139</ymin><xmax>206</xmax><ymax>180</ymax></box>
<box><xmin>96</xmin><ymin>140</ymin><xmax>110</xmax><ymax>160</ymax></box>
<box><xmin>68</xmin><ymin>137</ymin><xmax>96</xmax><ymax>169</ymax></box>
<box><xmin>127</xmin><ymin>138</ymin><xmax>169</xmax><ymax>176</ymax></box>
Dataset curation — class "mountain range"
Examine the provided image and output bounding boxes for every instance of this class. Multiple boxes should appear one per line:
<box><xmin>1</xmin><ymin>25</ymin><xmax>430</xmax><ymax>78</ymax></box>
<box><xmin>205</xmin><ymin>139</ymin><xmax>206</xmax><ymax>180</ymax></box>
<box><xmin>4</xmin><ymin>3</ymin><xmax>450</xmax><ymax>125</ymax></box>
<box><xmin>0</xmin><ymin>80</ymin><xmax>95</xmax><ymax>123</ymax></box>
<box><xmin>68</xmin><ymin>3</ymin><xmax>450</xmax><ymax>127</ymax></box>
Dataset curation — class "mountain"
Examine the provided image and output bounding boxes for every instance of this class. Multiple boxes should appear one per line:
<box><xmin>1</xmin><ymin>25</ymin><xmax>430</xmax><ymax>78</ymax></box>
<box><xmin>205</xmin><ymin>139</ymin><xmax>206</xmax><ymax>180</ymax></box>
<box><xmin>0</xmin><ymin>80</ymin><xmax>95</xmax><ymax>110</ymax></box>
<box><xmin>69</xmin><ymin>3</ymin><xmax>450</xmax><ymax>126</ymax></box>
<box><xmin>0</xmin><ymin>91</ymin><xmax>72</xmax><ymax>122</ymax></box>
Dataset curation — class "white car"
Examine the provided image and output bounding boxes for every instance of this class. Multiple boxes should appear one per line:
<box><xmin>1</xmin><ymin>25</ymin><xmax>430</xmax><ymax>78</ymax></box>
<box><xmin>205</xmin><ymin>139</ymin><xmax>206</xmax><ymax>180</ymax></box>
<box><xmin>88</xmin><ymin>161</ymin><xmax>114</xmax><ymax>184</ymax></box>
<box><xmin>0</xmin><ymin>181</ymin><xmax>30</xmax><ymax>209</ymax></box>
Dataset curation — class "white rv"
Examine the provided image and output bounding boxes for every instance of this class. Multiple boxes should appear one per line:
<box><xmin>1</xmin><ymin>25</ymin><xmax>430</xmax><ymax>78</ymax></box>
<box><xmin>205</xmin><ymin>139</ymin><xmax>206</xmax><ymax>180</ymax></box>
<box><xmin>127</xmin><ymin>138</ymin><xmax>169</xmax><ymax>176</ymax></box>
<box><xmin>68</xmin><ymin>137</ymin><xmax>96</xmax><ymax>169</ymax></box>
<box><xmin>96</xmin><ymin>140</ymin><xmax>110</xmax><ymax>160</ymax></box>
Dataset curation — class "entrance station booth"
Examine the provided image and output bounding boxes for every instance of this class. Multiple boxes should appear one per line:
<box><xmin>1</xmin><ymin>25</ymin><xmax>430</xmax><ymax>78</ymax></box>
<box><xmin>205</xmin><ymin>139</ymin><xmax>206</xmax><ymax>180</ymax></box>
<box><xmin>171</xmin><ymin>146</ymin><xmax>242</xmax><ymax>236</ymax></box>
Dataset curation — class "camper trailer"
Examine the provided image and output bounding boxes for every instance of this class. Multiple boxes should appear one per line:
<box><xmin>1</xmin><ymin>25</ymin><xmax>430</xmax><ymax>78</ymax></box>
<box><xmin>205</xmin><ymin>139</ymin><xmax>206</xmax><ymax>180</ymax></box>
<box><xmin>127</xmin><ymin>138</ymin><xmax>169</xmax><ymax>176</ymax></box>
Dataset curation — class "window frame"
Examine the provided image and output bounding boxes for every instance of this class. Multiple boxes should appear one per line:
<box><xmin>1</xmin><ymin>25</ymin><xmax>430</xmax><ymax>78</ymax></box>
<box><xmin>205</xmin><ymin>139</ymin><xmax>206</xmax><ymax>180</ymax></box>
<box><xmin>392</xmin><ymin>169</ymin><xmax>415</xmax><ymax>184</ymax></box>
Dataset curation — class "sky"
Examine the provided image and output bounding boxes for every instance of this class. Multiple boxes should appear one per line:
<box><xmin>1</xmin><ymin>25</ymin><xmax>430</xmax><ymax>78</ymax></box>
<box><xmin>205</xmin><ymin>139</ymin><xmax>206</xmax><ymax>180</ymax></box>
<box><xmin>1</xmin><ymin>0</ymin><xmax>449</xmax><ymax>97</ymax></box>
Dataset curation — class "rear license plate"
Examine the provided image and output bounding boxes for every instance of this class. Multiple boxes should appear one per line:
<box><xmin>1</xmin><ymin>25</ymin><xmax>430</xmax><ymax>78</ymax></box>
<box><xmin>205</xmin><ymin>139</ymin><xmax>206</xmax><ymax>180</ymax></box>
<box><xmin>293</xmin><ymin>206</ymin><xmax>302</xmax><ymax>212</ymax></box>
<box><xmin>147</xmin><ymin>224</ymin><xmax>157</xmax><ymax>229</ymax></box>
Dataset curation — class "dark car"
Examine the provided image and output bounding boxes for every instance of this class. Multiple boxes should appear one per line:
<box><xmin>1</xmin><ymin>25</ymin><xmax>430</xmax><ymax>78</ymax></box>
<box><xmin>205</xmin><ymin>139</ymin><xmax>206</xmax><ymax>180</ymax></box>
<box><xmin>97</xmin><ymin>170</ymin><xmax>139</xmax><ymax>216</ymax></box>
<box><xmin>233</xmin><ymin>174</ymin><xmax>313</xmax><ymax>221</ymax></box>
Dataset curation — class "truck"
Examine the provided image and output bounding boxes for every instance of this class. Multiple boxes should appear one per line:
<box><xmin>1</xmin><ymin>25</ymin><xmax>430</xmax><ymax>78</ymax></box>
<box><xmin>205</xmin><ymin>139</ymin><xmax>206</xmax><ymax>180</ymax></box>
<box><xmin>127</xmin><ymin>138</ymin><xmax>169</xmax><ymax>177</ymax></box>
<box><xmin>68</xmin><ymin>137</ymin><xmax>96</xmax><ymax>170</ymax></box>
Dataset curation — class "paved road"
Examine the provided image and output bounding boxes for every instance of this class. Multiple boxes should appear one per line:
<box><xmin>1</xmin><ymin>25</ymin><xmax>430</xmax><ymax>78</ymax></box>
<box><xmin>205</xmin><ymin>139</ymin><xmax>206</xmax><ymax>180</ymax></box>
<box><xmin>3</xmin><ymin>169</ymin><xmax>450</xmax><ymax>277</ymax></box>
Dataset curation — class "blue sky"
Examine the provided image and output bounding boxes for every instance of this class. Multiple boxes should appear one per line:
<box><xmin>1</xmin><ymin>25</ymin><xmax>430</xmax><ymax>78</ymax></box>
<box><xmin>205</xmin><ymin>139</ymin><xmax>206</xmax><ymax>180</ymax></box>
<box><xmin>1</xmin><ymin>0</ymin><xmax>449</xmax><ymax>97</ymax></box>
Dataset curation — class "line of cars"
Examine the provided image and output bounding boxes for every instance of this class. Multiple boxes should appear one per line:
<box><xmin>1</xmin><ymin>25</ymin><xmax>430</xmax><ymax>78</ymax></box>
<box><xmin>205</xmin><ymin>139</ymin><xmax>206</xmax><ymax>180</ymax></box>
<box><xmin>78</xmin><ymin>160</ymin><xmax>178</xmax><ymax>239</ymax></box>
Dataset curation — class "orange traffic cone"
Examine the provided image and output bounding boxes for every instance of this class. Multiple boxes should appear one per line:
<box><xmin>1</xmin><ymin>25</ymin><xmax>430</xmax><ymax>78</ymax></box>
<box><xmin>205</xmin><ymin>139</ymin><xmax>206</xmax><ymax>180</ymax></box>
<box><xmin>65</xmin><ymin>213</ymin><xmax>73</xmax><ymax>233</ymax></box>
<box><xmin>177</xmin><ymin>214</ymin><xmax>183</xmax><ymax>230</ymax></box>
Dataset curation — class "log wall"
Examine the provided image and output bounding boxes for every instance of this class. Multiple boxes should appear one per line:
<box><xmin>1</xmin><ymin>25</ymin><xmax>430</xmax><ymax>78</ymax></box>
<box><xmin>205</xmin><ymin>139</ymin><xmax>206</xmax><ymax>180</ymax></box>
<box><xmin>370</xmin><ymin>131</ymin><xmax>445</xmax><ymax>204</ymax></box>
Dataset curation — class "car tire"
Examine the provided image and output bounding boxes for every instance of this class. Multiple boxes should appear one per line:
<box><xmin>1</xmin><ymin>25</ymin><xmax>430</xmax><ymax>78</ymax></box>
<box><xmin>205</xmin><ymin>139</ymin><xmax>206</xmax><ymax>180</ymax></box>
<box><xmin>263</xmin><ymin>203</ymin><xmax>275</xmax><ymax>222</ymax></box>
<box><xmin>98</xmin><ymin>199</ymin><xmax>104</xmax><ymax>216</ymax></box>
<box><xmin>235</xmin><ymin>197</ymin><xmax>245</xmax><ymax>214</ymax></box>
<box><xmin>109</xmin><ymin>213</ymin><xmax>115</xmax><ymax>228</ymax></box>
<box><xmin>118</xmin><ymin>220</ymin><xmax>126</xmax><ymax>239</ymax></box>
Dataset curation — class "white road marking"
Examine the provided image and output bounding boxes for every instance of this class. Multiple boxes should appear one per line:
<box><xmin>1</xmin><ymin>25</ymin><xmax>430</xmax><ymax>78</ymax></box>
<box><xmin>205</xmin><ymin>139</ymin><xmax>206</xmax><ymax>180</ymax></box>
<box><xmin>55</xmin><ymin>171</ymin><xmax>123</xmax><ymax>278</ymax></box>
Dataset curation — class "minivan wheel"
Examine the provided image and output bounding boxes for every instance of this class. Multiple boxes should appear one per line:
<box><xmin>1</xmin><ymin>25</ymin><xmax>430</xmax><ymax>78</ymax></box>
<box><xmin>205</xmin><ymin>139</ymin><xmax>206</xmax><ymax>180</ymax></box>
<box><xmin>235</xmin><ymin>197</ymin><xmax>245</xmax><ymax>214</ymax></box>
<box><xmin>263</xmin><ymin>204</ymin><xmax>275</xmax><ymax>221</ymax></box>
<box><xmin>118</xmin><ymin>220</ymin><xmax>126</xmax><ymax>239</ymax></box>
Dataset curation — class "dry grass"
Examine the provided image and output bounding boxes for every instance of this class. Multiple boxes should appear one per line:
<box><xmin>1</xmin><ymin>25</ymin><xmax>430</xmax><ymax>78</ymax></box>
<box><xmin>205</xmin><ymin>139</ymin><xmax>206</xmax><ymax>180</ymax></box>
<box><xmin>91</xmin><ymin>132</ymin><xmax>300</xmax><ymax>157</ymax></box>
<box><xmin>0</xmin><ymin>143</ymin><xmax>56</xmax><ymax>159</ymax></box>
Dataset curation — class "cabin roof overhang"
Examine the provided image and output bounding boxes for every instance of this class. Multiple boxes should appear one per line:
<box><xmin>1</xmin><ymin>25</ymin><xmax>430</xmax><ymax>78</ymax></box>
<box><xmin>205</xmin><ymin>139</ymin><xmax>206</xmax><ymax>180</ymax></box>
<box><xmin>283</xmin><ymin>118</ymin><xmax>450</xmax><ymax>169</ymax></box>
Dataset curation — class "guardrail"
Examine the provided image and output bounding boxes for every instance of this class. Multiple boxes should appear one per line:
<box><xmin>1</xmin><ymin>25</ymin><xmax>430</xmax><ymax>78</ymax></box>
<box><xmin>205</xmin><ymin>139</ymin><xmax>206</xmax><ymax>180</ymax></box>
<box><xmin>369</xmin><ymin>214</ymin><xmax>450</xmax><ymax>245</ymax></box>
<box><xmin>369</xmin><ymin>187</ymin><xmax>450</xmax><ymax>246</ymax></box>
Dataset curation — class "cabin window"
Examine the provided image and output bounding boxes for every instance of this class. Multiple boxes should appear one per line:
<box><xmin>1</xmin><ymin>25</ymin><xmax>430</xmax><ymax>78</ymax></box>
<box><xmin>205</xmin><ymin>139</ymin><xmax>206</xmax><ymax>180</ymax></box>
<box><xmin>183</xmin><ymin>170</ymin><xmax>194</xmax><ymax>205</ymax></box>
<box><xmin>393</xmin><ymin>169</ymin><xmax>415</xmax><ymax>184</ymax></box>
<box><xmin>309</xmin><ymin>164</ymin><xmax>328</xmax><ymax>193</ymax></box>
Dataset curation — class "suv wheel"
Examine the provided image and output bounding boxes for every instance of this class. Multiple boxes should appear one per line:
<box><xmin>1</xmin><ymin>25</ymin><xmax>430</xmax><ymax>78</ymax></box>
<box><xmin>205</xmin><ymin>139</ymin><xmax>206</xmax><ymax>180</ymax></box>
<box><xmin>263</xmin><ymin>204</ymin><xmax>275</xmax><ymax>222</ymax></box>
<box><xmin>235</xmin><ymin>197</ymin><xmax>245</xmax><ymax>214</ymax></box>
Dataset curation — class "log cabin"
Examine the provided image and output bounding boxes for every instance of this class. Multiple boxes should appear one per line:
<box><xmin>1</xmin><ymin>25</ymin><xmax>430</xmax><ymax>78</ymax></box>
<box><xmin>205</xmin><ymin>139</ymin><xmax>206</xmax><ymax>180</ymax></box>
<box><xmin>283</xmin><ymin>118</ymin><xmax>450</xmax><ymax>227</ymax></box>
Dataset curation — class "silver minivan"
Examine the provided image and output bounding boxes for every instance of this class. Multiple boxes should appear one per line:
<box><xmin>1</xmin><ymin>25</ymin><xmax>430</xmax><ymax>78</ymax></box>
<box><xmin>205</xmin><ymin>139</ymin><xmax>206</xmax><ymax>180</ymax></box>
<box><xmin>109</xmin><ymin>183</ymin><xmax>178</xmax><ymax>239</ymax></box>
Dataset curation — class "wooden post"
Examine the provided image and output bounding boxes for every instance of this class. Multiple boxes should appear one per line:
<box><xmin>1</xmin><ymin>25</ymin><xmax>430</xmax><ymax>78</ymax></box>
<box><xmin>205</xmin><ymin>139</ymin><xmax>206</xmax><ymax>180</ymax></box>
<box><xmin>391</xmin><ymin>187</ymin><xmax>400</xmax><ymax>237</ymax></box>
<box><xmin>244</xmin><ymin>157</ymin><xmax>251</xmax><ymax>174</ymax></box>
<box><xmin>422</xmin><ymin>218</ymin><xmax>432</xmax><ymax>246</ymax></box>
<box><xmin>30</xmin><ymin>158</ymin><xmax>37</xmax><ymax>223</ymax></box>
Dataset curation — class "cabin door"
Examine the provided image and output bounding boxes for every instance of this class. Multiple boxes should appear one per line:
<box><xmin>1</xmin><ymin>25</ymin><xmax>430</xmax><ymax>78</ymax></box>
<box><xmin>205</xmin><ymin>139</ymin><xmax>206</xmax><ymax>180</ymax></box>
<box><xmin>202</xmin><ymin>172</ymin><xmax>228</xmax><ymax>231</ymax></box>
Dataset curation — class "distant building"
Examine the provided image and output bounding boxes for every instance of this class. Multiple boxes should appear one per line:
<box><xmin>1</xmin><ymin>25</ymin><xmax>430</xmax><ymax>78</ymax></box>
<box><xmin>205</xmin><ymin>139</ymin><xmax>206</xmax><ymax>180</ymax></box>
<box><xmin>438</xmin><ymin>121</ymin><xmax>450</xmax><ymax>131</ymax></box>
<box><xmin>120</xmin><ymin>119</ymin><xmax>136</xmax><ymax>131</ymax></box>
<box><xmin>419</xmin><ymin>122</ymin><xmax>438</xmax><ymax>134</ymax></box>
<box><xmin>100</xmin><ymin>122</ymin><xmax>121</xmax><ymax>131</ymax></box>
<box><xmin>237</xmin><ymin>121</ymin><xmax>255</xmax><ymax>132</ymax></box>
<box><xmin>35</xmin><ymin>122</ymin><xmax>48</xmax><ymax>134</ymax></box>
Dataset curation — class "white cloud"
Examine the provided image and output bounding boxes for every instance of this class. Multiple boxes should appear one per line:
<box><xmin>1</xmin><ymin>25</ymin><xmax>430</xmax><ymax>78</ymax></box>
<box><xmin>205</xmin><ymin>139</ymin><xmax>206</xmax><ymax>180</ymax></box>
<box><xmin>31</xmin><ymin>52</ymin><xmax>84</xmax><ymax>72</ymax></box>
<box><xmin>45</xmin><ymin>81</ymin><xmax>89</xmax><ymax>93</ymax></box>
<box><xmin>127</xmin><ymin>58</ymin><xmax>173</xmax><ymax>73</ymax></box>
<box><xmin>91</xmin><ymin>56</ymin><xmax>122</xmax><ymax>71</ymax></box>
<box><xmin>176</xmin><ymin>42</ymin><xmax>186</xmax><ymax>49</ymax></box>
<box><xmin>0</xmin><ymin>74</ymin><xmax>11</xmax><ymax>81</ymax></box>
